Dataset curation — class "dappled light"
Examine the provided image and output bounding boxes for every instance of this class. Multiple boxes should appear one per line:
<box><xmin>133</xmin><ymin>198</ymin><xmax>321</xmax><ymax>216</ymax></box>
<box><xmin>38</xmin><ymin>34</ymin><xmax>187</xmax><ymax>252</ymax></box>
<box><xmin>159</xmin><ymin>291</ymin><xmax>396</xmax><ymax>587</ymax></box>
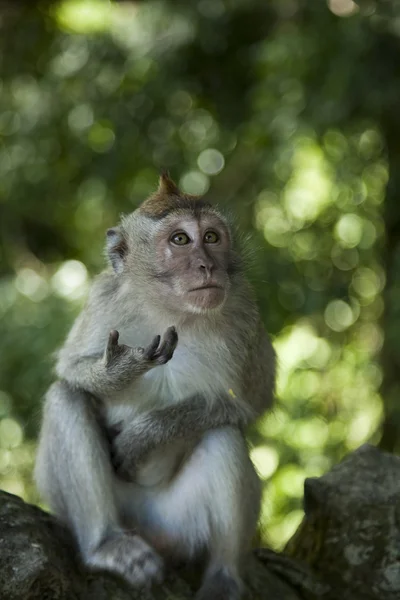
<box><xmin>0</xmin><ymin>0</ymin><xmax>398</xmax><ymax>552</ymax></box>
<box><xmin>328</xmin><ymin>0</ymin><xmax>360</xmax><ymax>18</ymax></box>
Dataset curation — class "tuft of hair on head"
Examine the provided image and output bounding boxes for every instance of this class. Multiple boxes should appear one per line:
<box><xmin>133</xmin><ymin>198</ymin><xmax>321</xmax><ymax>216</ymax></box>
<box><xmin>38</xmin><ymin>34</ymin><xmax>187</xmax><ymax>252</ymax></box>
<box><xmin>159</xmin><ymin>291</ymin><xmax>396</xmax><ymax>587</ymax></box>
<box><xmin>139</xmin><ymin>172</ymin><xmax>211</xmax><ymax>220</ymax></box>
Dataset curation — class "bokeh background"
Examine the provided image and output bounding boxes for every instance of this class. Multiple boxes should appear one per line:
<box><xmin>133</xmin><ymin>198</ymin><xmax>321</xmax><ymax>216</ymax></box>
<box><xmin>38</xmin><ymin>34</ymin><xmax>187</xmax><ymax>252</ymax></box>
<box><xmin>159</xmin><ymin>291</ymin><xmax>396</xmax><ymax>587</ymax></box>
<box><xmin>1</xmin><ymin>0</ymin><xmax>399</xmax><ymax>549</ymax></box>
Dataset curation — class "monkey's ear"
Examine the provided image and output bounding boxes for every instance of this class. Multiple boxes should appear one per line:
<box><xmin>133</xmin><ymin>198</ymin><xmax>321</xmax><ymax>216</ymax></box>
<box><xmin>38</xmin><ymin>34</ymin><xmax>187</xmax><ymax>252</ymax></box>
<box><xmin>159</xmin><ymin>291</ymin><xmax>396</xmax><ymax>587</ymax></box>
<box><xmin>158</xmin><ymin>171</ymin><xmax>180</xmax><ymax>196</ymax></box>
<box><xmin>106</xmin><ymin>227</ymin><xmax>128</xmax><ymax>274</ymax></box>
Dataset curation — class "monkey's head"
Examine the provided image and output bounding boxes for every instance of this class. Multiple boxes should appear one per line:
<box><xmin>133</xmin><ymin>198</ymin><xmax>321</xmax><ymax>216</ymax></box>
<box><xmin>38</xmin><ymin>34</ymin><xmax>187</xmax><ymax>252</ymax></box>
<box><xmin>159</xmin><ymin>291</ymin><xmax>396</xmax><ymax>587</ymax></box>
<box><xmin>106</xmin><ymin>174</ymin><xmax>241</xmax><ymax>316</ymax></box>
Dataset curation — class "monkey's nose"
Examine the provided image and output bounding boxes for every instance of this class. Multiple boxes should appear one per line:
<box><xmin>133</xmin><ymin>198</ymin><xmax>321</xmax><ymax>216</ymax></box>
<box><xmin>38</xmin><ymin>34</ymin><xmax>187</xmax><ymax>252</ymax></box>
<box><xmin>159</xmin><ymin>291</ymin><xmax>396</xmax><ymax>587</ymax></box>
<box><xmin>199</xmin><ymin>263</ymin><xmax>213</xmax><ymax>276</ymax></box>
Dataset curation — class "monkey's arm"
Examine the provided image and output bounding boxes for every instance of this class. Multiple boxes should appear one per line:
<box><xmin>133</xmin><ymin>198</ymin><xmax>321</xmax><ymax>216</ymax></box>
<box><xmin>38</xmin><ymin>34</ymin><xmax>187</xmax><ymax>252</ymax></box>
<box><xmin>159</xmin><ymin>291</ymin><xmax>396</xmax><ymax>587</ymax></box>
<box><xmin>111</xmin><ymin>394</ymin><xmax>253</xmax><ymax>479</ymax></box>
<box><xmin>57</xmin><ymin>328</ymin><xmax>177</xmax><ymax>398</ymax></box>
<box><xmin>242</xmin><ymin>323</ymin><xmax>276</xmax><ymax>416</ymax></box>
<box><xmin>55</xmin><ymin>273</ymin><xmax>178</xmax><ymax>397</ymax></box>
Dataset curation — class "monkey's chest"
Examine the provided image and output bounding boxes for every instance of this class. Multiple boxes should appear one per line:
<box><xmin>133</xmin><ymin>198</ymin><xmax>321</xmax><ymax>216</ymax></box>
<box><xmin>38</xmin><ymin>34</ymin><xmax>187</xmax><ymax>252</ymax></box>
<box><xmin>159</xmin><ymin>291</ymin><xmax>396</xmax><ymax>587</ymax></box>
<box><xmin>107</xmin><ymin>343</ymin><xmax>238</xmax><ymax>422</ymax></box>
<box><xmin>108</xmin><ymin>344</ymin><xmax>238</xmax><ymax>488</ymax></box>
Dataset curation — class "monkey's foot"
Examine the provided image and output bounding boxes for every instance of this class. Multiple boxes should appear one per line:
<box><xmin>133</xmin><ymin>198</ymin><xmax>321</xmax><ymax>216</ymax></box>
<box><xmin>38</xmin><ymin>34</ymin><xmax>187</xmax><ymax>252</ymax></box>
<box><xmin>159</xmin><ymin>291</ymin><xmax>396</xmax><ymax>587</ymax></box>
<box><xmin>88</xmin><ymin>532</ymin><xmax>164</xmax><ymax>587</ymax></box>
<box><xmin>195</xmin><ymin>568</ymin><xmax>242</xmax><ymax>600</ymax></box>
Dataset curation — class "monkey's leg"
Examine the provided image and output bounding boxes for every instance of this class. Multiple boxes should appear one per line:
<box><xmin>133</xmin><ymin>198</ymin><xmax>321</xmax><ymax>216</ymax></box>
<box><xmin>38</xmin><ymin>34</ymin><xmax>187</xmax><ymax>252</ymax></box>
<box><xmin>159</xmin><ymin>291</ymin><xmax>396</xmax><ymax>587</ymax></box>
<box><xmin>34</xmin><ymin>381</ymin><xmax>163</xmax><ymax>587</ymax></box>
<box><xmin>117</xmin><ymin>426</ymin><xmax>260</xmax><ymax>600</ymax></box>
<box><xmin>193</xmin><ymin>427</ymin><xmax>261</xmax><ymax>600</ymax></box>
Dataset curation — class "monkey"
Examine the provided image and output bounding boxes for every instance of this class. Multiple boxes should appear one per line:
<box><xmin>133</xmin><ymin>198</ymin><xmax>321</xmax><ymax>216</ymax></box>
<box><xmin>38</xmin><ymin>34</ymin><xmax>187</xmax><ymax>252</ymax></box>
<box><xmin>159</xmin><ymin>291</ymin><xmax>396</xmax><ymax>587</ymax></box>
<box><xmin>34</xmin><ymin>173</ymin><xmax>276</xmax><ymax>600</ymax></box>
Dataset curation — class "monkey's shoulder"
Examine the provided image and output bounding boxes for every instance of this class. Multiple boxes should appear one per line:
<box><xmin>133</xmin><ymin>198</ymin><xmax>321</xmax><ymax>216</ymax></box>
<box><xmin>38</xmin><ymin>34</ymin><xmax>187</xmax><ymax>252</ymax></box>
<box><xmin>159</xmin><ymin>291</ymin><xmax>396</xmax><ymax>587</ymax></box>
<box><xmin>86</xmin><ymin>270</ymin><xmax>121</xmax><ymax>307</ymax></box>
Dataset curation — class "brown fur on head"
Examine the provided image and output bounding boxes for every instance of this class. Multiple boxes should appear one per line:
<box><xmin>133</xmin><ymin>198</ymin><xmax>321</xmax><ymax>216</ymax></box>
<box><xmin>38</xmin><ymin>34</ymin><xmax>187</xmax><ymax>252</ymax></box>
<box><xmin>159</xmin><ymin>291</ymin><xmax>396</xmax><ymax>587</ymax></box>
<box><xmin>139</xmin><ymin>172</ymin><xmax>211</xmax><ymax>220</ymax></box>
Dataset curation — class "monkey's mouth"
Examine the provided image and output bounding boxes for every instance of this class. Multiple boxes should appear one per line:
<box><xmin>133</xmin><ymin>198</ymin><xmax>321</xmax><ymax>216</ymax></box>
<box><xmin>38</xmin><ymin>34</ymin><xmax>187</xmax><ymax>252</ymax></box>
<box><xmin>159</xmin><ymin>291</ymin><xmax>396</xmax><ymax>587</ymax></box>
<box><xmin>189</xmin><ymin>284</ymin><xmax>223</xmax><ymax>292</ymax></box>
<box><xmin>186</xmin><ymin>285</ymin><xmax>225</xmax><ymax>311</ymax></box>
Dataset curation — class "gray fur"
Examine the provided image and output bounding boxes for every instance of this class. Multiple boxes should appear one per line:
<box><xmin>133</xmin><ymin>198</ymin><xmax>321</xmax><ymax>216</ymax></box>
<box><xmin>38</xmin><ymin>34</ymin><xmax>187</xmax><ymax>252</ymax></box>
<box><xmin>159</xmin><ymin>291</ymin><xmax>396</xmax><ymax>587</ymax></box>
<box><xmin>35</xmin><ymin>205</ymin><xmax>275</xmax><ymax>599</ymax></box>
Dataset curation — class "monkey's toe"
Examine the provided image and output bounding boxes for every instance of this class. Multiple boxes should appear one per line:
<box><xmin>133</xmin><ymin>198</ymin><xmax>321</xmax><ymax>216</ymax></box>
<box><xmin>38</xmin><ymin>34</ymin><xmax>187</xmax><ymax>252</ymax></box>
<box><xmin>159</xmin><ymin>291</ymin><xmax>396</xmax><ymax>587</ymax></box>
<box><xmin>127</xmin><ymin>546</ymin><xmax>164</xmax><ymax>586</ymax></box>
<box><xmin>88</xmin><ymin>532</ymin><xmax>164</xmax><ymax>588</ymax></box>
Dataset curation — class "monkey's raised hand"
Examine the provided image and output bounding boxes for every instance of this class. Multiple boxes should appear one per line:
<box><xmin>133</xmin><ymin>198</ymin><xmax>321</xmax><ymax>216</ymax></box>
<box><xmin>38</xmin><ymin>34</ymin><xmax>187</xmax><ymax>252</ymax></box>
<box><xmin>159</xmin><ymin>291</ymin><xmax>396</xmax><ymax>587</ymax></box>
<box><xmin>104</xmin><ymin>326</ymin><xmax>178</xmax><ymax>379</ymax></box>
<box><xmin>54</xmin><ymin>327</ymin><xmax>178</xmax><ymax>398</ymax></box>
<box><xmin>144</xmin><ymin>325</ymin><xmax>178</xmax><ymax>366</ymax></box>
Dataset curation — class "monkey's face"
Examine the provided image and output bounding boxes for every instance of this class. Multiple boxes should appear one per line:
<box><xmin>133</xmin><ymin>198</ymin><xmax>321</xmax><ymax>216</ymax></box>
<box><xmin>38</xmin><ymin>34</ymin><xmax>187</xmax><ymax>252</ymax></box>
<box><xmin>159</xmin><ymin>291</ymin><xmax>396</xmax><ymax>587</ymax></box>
<box><xmin>154</xmin><ymin>213</ymin><xmax>232</xmax><ymax>314</ymax></box>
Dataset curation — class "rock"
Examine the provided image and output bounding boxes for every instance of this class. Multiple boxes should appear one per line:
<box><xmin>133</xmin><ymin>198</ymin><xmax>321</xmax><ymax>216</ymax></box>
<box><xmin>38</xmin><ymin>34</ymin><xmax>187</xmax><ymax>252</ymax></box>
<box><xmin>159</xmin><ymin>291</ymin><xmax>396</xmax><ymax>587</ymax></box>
<box><xmin>0</xmin><ymin>445</ymin><xmax>399</xmax><ymax>599</ymax></box>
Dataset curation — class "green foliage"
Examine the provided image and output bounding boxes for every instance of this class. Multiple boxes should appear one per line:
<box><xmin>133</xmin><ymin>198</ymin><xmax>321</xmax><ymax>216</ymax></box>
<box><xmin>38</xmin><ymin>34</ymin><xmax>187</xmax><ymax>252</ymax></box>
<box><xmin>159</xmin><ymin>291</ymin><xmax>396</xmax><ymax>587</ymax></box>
<box><xmin>0</xmin><ymin>0</ymin><xmax>397</xmax><ymax>547</ymax></box>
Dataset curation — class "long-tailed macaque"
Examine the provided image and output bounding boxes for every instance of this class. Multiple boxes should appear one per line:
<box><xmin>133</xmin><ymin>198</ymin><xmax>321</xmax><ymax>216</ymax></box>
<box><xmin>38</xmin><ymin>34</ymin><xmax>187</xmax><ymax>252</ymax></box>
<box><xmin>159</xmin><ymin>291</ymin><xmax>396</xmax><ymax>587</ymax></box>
<box><xmin>35</xmin><ymin>174</ymin><xmax>276</xmax><ymax>600</ymax></box>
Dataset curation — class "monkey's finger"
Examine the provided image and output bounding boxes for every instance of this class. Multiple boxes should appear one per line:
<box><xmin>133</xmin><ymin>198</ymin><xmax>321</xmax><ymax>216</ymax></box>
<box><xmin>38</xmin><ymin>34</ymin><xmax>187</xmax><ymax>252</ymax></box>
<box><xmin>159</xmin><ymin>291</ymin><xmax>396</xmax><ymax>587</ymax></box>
<box><xmin>153</xmin><ymin>345</ymin><xmax>174</xmax><ymax>364</ymax></box>
<box><xmin>164</xmin><ymin>326</ymin><xmax>178</xmax><ymax>347</ymax></box>
<box><xmin>105</xmin><ymin>330</ymin><xmax>120</xmax><ymax>363</ymax></box>
<box><xmin>158</xmin><ymin>327</ymin><xmax>178</xmax><ymax>361</ymax></box>
<box><xmin>158</xmin><ymin>326</ymin><xmax>178</xmax><ymax>352</ymax></box>
<box><xmin>168</xmin><ymin>326</ymin><xmax>178</xmax><ymax>351</ymax></box>
<box><xmin>143</xmin><ymin>335</ymin><xmax>161</xmax><ymax>360</ymax></box>
<box><xmin>149</xmin><ymin>326</ymin><xmax>177</xmax><ymax>364</ymax></box>
<box><xmin>152</xmin><ymin>341</ymin><xmax>168</xmax><ymax>363</ymax></box>
<box><xmin>150</xmin><ymin>342</ymin><xmax>166</xmax><ymax>361</ymax></box>
<box><xmin>109</xmin><ymin>330</ymin><xmax>120</xmax><ymax>345</ymax></box>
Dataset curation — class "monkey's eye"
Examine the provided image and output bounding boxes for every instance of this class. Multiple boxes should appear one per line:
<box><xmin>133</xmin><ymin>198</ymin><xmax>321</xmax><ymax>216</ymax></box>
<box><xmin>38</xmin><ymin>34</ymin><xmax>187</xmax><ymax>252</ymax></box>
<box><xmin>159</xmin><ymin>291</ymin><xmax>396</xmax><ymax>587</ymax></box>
<box><xmin>204</xmin><ymin>230</ymin><xmax>219</xmax><ymax>244</ymax></box>
<box><xmin>171</xmin><ymin>232</ymin><xmax>190</xmax><ymax>245</ymax></box>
